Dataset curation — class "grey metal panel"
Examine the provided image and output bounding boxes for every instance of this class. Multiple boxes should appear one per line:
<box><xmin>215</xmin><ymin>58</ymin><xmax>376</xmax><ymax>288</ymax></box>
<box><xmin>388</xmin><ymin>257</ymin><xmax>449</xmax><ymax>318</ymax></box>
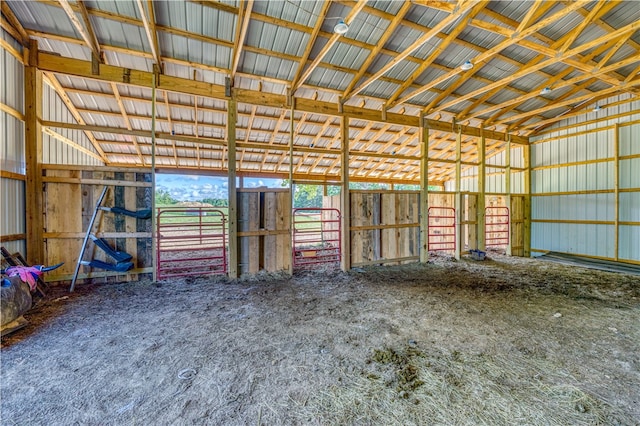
<box><xmin>1</xmin><ymin>178</ymin><xmax>25</xmax><ymax>238</ymax></box>
<box><xmin>247</xmin><ymin>20</ymin><xmax>308</xmax><ymax>57</ymax></box>
<box><xmin>253</xmin><ymin>0</ymin><xmax>321</xmax><ymax>28</ymax></box>
<box><xmin>6</xmin><ymin>0</ymin><xmax>77</xmax><ymax>37</ymax></box>
<box><xmin>601</xmin><ymin>1</ymin><xmax>640</xmax><ymax>30</ymax></box>
<box><xmin>618</xmin><ymin>225</ymin><xmax>640</xmax><ymax>261</ymax></box>
<box><xmin>619</xmin><ymin>158</ymin><xmax>640</xmax><ymax>190</ymax></box>
<box><xmin>619</xmin><ymin>122</ymin><xmax>640</xmax><ymax>156</ymax></box>
<box><xmin>1</xmin><ymin>112</ymin><xmax>25</xmax><ymax>174</ymax></box>
<box><xmin>155</xmin><ymin>1</ymin><xmax>235</xmax><ymax>42</ymax></box>
<box><xmin>158</xmin><ymin>33</ymin><xmax>232</xmax><ymax>70</ymax></box>
<box><xmin>241</xmin><ymin>51</ymin><xmax>296</xmax><ymax>81</ymax></box>
<box><xmin>323</xmin><ymin>41</ymin><xmax>370</xmax><ymax>70</ymax></box>
<box><xmin>1</xmin><ymin>43</ymin><xmax>24</xmax><ymax>111</ymax></box>
<box><xmin>348</xmin><ymin>12</ymin><xmax>387</xmax><ymax>46</ymax></box>
<box><xmin>537</xmin><ymin>7</ymin><xmax>586</xmax><ymax>41</ymax></box>
<box><xmin>486</xmin><ymin>1</ymin><xmax>535</xmax><ymax>22</ymax></box>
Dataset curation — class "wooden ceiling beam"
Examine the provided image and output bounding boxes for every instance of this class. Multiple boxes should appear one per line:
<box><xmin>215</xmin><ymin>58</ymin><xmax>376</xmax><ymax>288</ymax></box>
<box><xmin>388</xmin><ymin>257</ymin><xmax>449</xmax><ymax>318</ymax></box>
<box><xmin>398</xmin><ymin>1</ymin><xmax>584</xmax><ymax>110</ymax></box>
<box><xmin>36</xmin><ymin>51</ymin><xmax>528</xmax><ymax>143</ymax></box>
<box><xmin>385</xmin><ymin>2</ymin><xmax>485</xmax><ymax>108</ymax></box>
<box><xmin>496</xmin><ymin>76</ymin><xmax>640</xmax><ymax>127</ymax></box>
<box><xmin>230</xmin><ymin>0</ymin><xmax>253</xmax><ymax>83</ymax></box>
<box><xmin>341</xmin><ymin>1</ymin><xmax>413</xmax><ymax>102</ymax></box>
<box><xmin>436</xmin><ymin>19</ymin><xmax>640</xmax><ymax>114</ymax></box>
<box><xmin>42</xmin><ymin>72</ymin><xmax>108</xmax><ymax>162</ymax></box>
<box><xmin>291</xmin><ymin>0</ymin><xmax>331</xmax><ymax>92</ymax></box>
<box><xmin>468</xmin><ymin>37</ymin><xmax>624</xmax><ymax>124</ymax></box>
<box><xmin>58</xmin><ymin>0</ymin><xmax>100</xmax><ymax>58</ymax></box>
<box><xmin>135</xmin><ymin>0</ymin><xmax>161</xmax><ymax>65</ymax></box>
<box><xmin>348</xmin><ymin>0</ymin><xmax>476</xmax><ymax>99</ymax></box>
<box><xmin>294</xmin><ymin>0</ymin><xmax>368</xmax><ymax>91</ymax></box>
<box><xmin>1</xmin><ymin>2</ymin><xmax>29</xmax><ymax>46</ymax></box>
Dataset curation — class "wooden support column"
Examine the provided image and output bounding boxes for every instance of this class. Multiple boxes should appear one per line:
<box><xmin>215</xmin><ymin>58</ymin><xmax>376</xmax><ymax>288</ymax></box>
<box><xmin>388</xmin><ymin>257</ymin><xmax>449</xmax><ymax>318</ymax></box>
<box><xmin>288</xmin><ymin>100</ymin><xmax>295</xmax><ymax>275</ymax></box>
<box><xmin>340</xmin><ymin>116</ymin><xmax>351</xmax><ymax>272</ymax></box>
<box><xmin>454</xmin><ymin>126</ymin><xmax>462</xmax><ymax>260</ymax></box>
<box><xmin>505</xmin><ymin>135</ymin><xmax>512</xmax><ymax>256</ymax></box>
<box><xmin>614</xmin><ymin>123</ymin><xmax>620</xmax><ymax>261</ymax></box>
<box><xmin>419</xmin><ymin>115</ymin><xmax>429</xmax><ymax>263</ymax></box>
<box><xmin>524</xmin><ymin>141</ymin><xmax>532</xmax><ymax>257</ymax></box>
<box><xmin>477</xmin><ymin>130</ymin><xmax>486</xmax><ymax>251</ymax></box>
<box><xmin>151</xmin><ymin>71</ymin><xmax>157</xmax><ymax>281</ymax></box>
<box><xmin>227</xmin><ymin>95</ymin><xmax>238</xmax><ymax>278</ymax></box>
<box><xmin>25</xmin><ymin>40</ymin><xmax>44</xmax><ymax>265</ymax></box>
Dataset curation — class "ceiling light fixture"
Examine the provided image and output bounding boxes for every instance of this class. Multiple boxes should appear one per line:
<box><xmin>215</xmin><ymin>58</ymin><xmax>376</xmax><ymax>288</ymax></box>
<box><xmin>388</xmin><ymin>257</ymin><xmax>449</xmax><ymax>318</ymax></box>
<box><xmin>593</xmin><ymin>105</ymin><xmax>601</xmax><ymax>112</ymax></box>
<box><xmin>460</xmin><ymin>60</ymin><xmax>474</xmax><ymax>71</ymax></box>
<box><xmin>540</xmin><ymin>87</ymin><xmax>552</xmax><ymax>95</ymax></box>
<box><xmin>334</xmin><ymin>19</ymin><xmax>349</xmax><ymax>35</ymax></box>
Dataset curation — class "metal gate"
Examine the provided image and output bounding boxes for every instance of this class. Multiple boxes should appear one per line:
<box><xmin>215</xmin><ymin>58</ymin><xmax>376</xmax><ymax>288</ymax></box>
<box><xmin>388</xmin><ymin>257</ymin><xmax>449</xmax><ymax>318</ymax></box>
<box><xmin>292</xmin><ymin>208</ymin><xmax>341</xmax><ymax>268</ymax></box>
<box><xmin>485</xmin><ymin>206</ymin><xmax>510</xmax><ymax>247</ymax></box>
<box><xmin>157</xmin><ymin>208</ymin><xmax>227</xmax><ymax>279</ymax></box>
<box><xmin>428</xmin><ymin>207</ymin><xmax>456</xmax><ymax>252</ymax></box>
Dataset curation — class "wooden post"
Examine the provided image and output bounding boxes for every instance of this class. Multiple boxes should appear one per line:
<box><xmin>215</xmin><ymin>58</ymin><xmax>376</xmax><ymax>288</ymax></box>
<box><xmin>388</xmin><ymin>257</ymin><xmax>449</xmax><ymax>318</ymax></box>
<box><xmin>454</xmin><ymin>126</ymin><xmax>462</xmax><ymax>260</ymax></box>
<box><xmin>477</xmin><ymin>129</ymin><xmax>486</xmax><ymax>251</ymax></box>
<box><xmin>151</xmin><ymin>71</ymin><xmax>157</xmax><ymax>282</ymax></box>
<box><xmin>289</xmin><ymin>102</ymin><xmax>294</xmax><ymax>275</ymax></box>
<box><xmin>340</xmin><ymin>116</ymin><xmax>351</xmax><ymax>272</ymax></box>
<box><xmin>614</xmin><ymin>123</ymin><xmax>619</xmax><ymax>261</ymax></box>
<box><xmin>505</xmin><ymin>135</ymin><xmax>512</xmax><ymax>256</ymax></box>
<box><xmin>227</xmin><ymin>95</ymin><xmax>238</xmax><ymax>278</ymax></box>
<box><xmin>523</xmin><ymin>141</ymin><xmax>532</xmax><ymax>257</ymax></box>
<box><xmin>419</xmin><ymin>115</ymin><xmax>429</xmax><ymax>263</ymax></box>
<box><xmin>25</xmin><ymin>40</ymin><xmax>44</xmax><ymax>265</ymax></box>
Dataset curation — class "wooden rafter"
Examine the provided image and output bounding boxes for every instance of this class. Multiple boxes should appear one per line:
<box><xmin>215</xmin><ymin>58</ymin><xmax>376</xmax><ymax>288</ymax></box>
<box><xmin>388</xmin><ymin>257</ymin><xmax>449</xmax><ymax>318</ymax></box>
<box><xmin>399</xmin><ymin>1</ymin><xmax>584</xmax><ymax>110</ymax></box>
<box><xmin>231</xmin><ymin>0</ymin><xmax>254</xmax><ymax>83</ymax></box>
<box><xmin>135</xmin><ymin>0</ymin><xmax>160</xmax><ymax>64</ymax></box>
<box><xmin>294</xmin><ymin>0</ymin><xmax>368</xmax><ymax>91</ymax></box>
<box><xmin>467</xmin><ymin>37</ymin><xmax>624</xmax><ymax>124</ymax></box>
<box><xmin>291</xmin><ymin>0</ymin><xmax>331</xmax><ymax>91</ymax></box>
<box><xmin>58</xmin><ymin>0</ymin><xmax>100</xmax><ymax>57</ymax></box>
<box><xmin>384</xmin><ymin>2</ymin><xmax>485</xmax><ymax>108</ymax></box>
<box><xmin>435</xmin><ymin>19</ymin><xmax>640</xmax><ymax>114</ymax></box>
<box><xmin>341</xmin><ymin>1</ymin><xmax>412</xmax><ymax>102</ymax></box>
<box><xmin>349</xmin><ymin>0</ymin><xmax>476</xmax><ymax>99</ymax></box>
<box><xmin>1</xmin><ymin>2</ymin><xmax>29</xmax><ymax>46</ymax></box>
<box><xmin>42</xmin><ymin>72</ymin><xmax>108</xmax><ymax>162</ymax></box>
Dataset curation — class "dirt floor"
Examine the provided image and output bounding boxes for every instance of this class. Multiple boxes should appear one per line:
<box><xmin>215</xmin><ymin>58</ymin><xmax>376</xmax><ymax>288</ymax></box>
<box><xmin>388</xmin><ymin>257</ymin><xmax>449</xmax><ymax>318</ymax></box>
<box><xmin>1</xmin><ymin>253</ymin><xmax>639</xmax><ymax>425</ymax></box>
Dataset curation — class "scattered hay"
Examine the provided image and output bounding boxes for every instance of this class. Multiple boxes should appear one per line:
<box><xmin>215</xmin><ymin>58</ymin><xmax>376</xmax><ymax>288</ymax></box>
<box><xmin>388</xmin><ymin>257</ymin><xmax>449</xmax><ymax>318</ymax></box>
<box><xmin>303</xmin><ymin>345</ymin><xmax>630</xmax><ymax>425</ymax></box>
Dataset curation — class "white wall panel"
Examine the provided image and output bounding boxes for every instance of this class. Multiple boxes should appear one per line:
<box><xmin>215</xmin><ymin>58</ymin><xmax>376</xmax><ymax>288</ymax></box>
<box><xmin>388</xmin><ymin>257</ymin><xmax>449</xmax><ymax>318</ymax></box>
<box><xmin>1</xmin><ymin>178</ymin><xmax>25</xmax><ymax>237</ymax></box>
<box><xmin>618</xmin><ymin>226</ymin><xmax>640</xmax><ymax>262</ymax></box>
<box><xmin>619</xmin><ymin>123</ymin><xmax>640</xmax><ymax>156</ymax></box>
<box><xmin>1</xmin><ymin>112</ymin><xmax>25</xmax><ymax>174</ymax></box>
<box><xmin>619</xmin><ymin>192</ymin><xmax>640</xmax><ymax>222</ymax></box>
<box><xmin>42</xmin><ymin>83</ymin><xmax>104</xmax><ymax>166</ymax></box>
<box><xmin>531</xmin><ymin>223</ymin><xmax>614</xmax><ymax>258</ymax></box>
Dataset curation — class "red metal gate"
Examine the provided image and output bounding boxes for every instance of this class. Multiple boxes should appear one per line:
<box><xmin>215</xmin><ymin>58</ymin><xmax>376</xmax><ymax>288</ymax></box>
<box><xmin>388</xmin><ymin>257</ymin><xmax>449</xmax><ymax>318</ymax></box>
<box><xmin>157</xmin><ymin>208</ymin><xmax>227</xmax><ymax>279</ymax></box>
<box><xmin>428</xmin><ymin>207</ymin><xmax>456</xmax><ymax>252</ymax></box>
<box><xmin>485</xmin><ymin>206</ymin><xmax>510</xmax><ymax>247</ymax></box>
<box><xmin>292</xmin><ymin>208</ymin><xmax>341</xmax><ymax>268</ymax></box>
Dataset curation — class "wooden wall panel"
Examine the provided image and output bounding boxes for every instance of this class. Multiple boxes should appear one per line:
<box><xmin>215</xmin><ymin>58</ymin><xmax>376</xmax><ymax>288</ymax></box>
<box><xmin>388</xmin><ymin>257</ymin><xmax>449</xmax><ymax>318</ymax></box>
<box><xmin>511</xmin><ymin>195</ymin><xmax>525</xmax><ymax>256</ymax></box>
<box><xmin>43</xmin><ymin>166</ymin><xmax>153</xmax><ymax>283</ymax></box>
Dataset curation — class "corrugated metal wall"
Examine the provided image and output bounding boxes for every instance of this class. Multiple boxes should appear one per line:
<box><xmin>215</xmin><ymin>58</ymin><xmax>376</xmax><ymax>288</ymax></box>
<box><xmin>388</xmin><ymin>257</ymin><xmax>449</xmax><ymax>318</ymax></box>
<box><xmin>42</xmin><ymin>82</ymin><xmax>104</xmax><ymax>166</ymax></box>
<box><xmin>444</xmin><ymin>146</ymin><xmax>525</xmax><ymax>194</ymax></box>
<box><xmin>530</xmin><ymin>94</ymin><xmax>640</xmax><ymax>263</ymax></box>
<box><xmin>1</xmin><ymin>29</ymin><xmax>26</xmax><ymax>254</ymax></box>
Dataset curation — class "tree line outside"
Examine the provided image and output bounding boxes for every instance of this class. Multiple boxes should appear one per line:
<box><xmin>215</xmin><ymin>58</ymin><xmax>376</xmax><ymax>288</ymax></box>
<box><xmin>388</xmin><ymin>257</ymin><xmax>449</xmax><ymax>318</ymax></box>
<box><xmin>156</xmin><ymin>184</ymin><xmax>438</xmax><ymax>209</ymax></box>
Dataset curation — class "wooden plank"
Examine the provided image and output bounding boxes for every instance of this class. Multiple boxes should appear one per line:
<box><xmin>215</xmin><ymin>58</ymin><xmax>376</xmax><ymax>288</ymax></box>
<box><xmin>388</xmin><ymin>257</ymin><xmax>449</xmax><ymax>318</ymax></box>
<box><xmin>227</xmin><ymin>97</ymin><xmax>238</xmax><ymax>278</ymax></box>
<box><xmin>511</xmin><ymin>196</ymin><xmax>525</xmax><ymax>257</ymax></box>
<box><xmin>381</xmin><ymin>193</ymin><xmax>397</xmax><ymax>263</ymax></box>
<box><xmin>42</xmin><ymin>176</ymin><xmax>152</xmax><ymax>187</ymax></box>
<box><xmin>136</xmin><ymin>171</ymin><xmax>152</xmax><ymax>278</ymax></box>
<box><xmin>467</xmin><ymin>194</ymin><xmax>477</xmax><ymax>251</ymax></box>
<box><xmin>238</xmin><ymin>191</ymin><xmax>259</xmax><ymax>274</ymax></box>
<box><xmin>419</xmin><ymin>118</ymin><xmax>429</xmax><ymax>263</ymax></box>
<box><xmin>25</xmin><ymin>45</ymin><xmax>44</xmax><ymax>265</ymax></box>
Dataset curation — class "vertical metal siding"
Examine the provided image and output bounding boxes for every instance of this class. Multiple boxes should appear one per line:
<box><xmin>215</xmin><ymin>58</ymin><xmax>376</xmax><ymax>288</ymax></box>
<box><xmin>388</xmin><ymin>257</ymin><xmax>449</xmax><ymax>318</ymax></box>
<box><xmin>530</xmin><ymin>94</ymin><xmax>639</xmax><ymax>261</ymax></box>
<box><xmin>42</xmin><ymin>83</ymin><xmax>104</xmax><ymax>166</ymax></box>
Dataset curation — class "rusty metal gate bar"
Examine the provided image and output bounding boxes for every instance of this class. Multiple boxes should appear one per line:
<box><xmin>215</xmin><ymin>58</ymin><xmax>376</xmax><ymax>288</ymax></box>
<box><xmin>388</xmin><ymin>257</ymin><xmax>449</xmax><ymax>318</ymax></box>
<box><xmin>428</xmin><ymin>207</ymin><xmax>456</xmax><ymax>252</ymax></box>
<box><xmin>485</xmin><ymin>206</ymin><xmax>510</xmax><ymax>247</ymax></box>
<box><xmin>292</xmin><ymin>208</ymin><xmax>341</xmax><ymax>268</ymax></box>
<box><xmin>157</xmin><ymin>208</ymin><xmax>227</xmax><ymax>279</ymax></box>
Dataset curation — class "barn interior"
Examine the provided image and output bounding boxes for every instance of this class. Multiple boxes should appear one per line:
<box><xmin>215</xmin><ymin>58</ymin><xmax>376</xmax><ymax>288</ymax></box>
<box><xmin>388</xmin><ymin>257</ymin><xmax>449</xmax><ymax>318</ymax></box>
<box><xmin>1</xmin><ymin>0</ymin><xmax>639</xmax><ymax>424</ymax></box>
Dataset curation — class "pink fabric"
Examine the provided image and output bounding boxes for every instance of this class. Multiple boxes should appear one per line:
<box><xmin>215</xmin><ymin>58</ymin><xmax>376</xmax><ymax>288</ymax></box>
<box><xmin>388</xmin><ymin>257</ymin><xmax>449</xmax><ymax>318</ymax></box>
<box><xmin>5</xmin><ymin>266</ymin><xmax>42</xmax><ymax>291</ymax></box>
